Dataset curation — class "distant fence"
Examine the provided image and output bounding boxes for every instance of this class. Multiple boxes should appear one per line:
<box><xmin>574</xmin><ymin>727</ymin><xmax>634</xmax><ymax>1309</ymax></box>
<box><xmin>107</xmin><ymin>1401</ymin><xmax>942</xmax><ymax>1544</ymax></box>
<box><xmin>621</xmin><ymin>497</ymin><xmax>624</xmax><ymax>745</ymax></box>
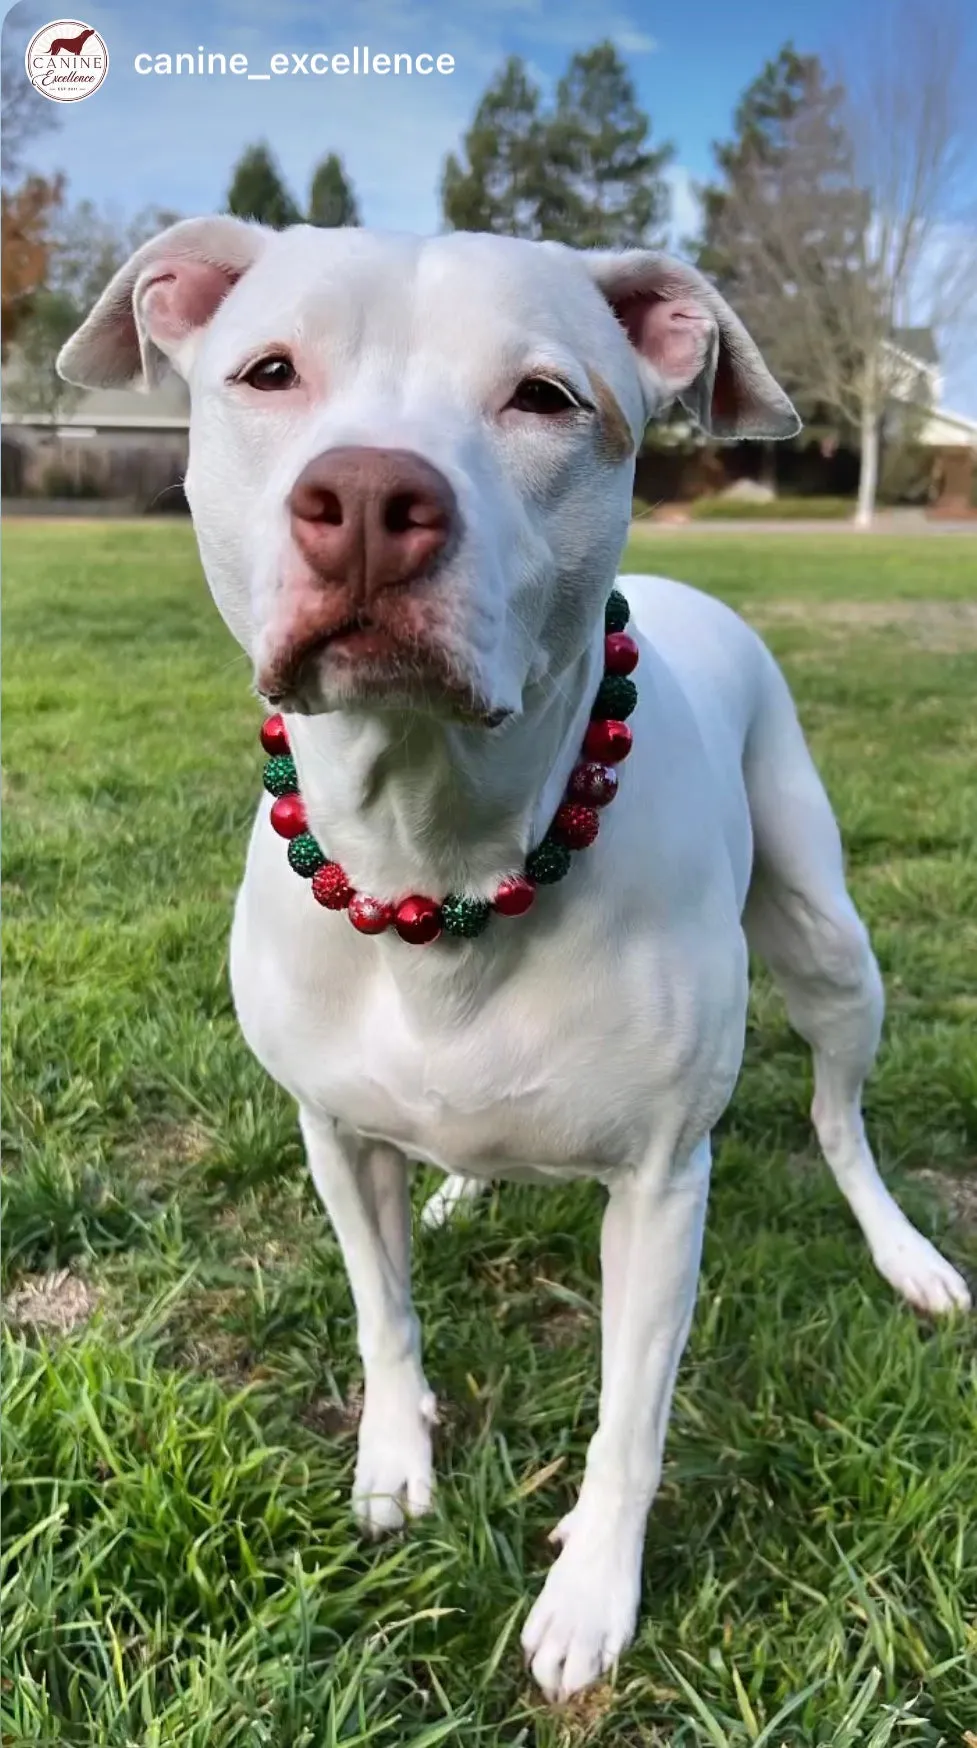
<box><xmin>1</xmin><ymin>432</ymin><xmax>189</xmax><ymax>513</ymax></box>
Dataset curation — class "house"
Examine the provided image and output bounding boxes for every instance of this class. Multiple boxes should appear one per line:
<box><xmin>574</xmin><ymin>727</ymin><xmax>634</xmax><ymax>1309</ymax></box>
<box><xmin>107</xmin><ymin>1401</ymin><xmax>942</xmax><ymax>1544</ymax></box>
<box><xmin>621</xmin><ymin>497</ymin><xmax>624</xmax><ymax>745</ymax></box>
<box><xmin>1</xmin><ymin>374</ymin><xmax>189</xmax><ymax>507</ymax></box>
<box><xmin>885</xmin><ymin>328</ymin><xmax>977</xmax><ymax>450</ymax></box>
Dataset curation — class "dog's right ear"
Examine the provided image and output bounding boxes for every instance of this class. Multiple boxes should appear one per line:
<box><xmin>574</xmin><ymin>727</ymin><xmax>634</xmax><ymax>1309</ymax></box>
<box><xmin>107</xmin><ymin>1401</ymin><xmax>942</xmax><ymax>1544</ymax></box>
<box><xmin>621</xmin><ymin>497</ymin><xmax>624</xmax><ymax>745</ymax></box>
<box><xmin>57</xmin><ymin>215</ymin><xmax>272</xmax><ymax>390</ymax></box>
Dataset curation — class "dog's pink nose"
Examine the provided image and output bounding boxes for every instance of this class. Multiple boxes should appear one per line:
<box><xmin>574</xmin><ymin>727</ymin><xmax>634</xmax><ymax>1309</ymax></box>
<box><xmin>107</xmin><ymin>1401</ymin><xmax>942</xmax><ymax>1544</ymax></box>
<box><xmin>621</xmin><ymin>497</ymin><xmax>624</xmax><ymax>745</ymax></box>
<box><xmin>288</xmin><ymin>446</ymin><xmax>457</xmax><ymax>600</ymax></box>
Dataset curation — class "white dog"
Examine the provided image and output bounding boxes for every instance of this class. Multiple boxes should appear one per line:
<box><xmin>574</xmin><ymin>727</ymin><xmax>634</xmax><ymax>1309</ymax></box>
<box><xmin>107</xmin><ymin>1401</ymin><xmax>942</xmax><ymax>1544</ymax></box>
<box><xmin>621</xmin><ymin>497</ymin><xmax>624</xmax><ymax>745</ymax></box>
<box><xmin>60</xmin><ymin>220</ymin><xmax>970</xmax><ymax>1703</ymax></box>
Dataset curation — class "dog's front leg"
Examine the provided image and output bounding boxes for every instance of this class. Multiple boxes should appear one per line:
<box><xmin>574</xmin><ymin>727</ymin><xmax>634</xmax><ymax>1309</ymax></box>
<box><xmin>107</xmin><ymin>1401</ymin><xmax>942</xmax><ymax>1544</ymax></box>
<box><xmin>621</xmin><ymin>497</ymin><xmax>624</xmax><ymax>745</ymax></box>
<box><xmin>522</xmin><ymin>1136</ymin><xmax>711</xmax><ymax>1702</ymax></box>
<box><xmin>300</xmin><ymin>1110</ymin><xmax>436</xmax><ymax>1534</ymax></box>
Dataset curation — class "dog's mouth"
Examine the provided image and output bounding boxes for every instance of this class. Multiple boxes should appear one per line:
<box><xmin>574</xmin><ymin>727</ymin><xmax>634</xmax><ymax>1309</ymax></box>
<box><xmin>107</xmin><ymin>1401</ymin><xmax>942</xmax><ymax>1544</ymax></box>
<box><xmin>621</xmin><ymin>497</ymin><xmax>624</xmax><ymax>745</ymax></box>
<box><xmin>258</xmin><ymin>613</ymin><xmax>511</xmax><ymax>728</ymax></box>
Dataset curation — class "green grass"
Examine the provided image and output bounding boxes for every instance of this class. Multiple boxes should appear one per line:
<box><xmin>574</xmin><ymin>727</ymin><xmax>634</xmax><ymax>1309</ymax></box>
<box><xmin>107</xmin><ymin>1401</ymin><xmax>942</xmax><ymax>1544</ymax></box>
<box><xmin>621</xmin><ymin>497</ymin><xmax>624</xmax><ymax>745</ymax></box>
<box><xmin>3</xmin><ymin>521</ymin><xmax>977</xmax><ymax>1746</ymax></box>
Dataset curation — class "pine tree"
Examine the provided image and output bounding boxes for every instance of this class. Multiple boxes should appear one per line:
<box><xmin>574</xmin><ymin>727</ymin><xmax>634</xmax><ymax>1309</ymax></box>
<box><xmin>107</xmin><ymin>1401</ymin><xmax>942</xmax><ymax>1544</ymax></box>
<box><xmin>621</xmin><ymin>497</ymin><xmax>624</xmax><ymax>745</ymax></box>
<box><xmin>309</xmin><ymin>154</ymin><xmax>360</xmax><ymax>228</ymax></box>
<box><xmin>442</xmin><ymin>46</ymin><xmax>671</xmax><ymax>248</ymax></box>
<box><xmin>549</xmin><ymin>42</ymin><xmax>673</xmax><ymax>248</ymax></box>
<box><xmin>441</xmin><ymin>57</ymin><xmax>551</xmax><ymax>237</ymax></box>
<box><xmin>226</xmin><ymin>143</ymin><xmax>302</xmax><ymax>229</ymax></box>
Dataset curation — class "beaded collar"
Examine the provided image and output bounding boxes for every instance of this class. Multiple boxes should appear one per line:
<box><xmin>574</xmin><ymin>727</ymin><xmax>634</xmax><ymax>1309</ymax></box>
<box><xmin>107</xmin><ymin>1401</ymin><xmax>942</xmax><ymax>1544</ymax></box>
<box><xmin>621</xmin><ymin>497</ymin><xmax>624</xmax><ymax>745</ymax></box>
<box><xmin>259</xmin><ymin>589</ymin><xmax>638</xmax><ymax>945</ymax></box>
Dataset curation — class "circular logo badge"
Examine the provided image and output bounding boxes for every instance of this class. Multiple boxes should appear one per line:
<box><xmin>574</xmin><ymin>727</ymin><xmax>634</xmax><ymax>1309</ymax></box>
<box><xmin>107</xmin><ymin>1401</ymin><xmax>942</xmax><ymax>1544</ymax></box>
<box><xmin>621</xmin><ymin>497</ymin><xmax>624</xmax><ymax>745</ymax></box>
<box><xmin>25</xmin><ymin>19</ymin><xmax>109</xmax><ymax>103</ymax></box>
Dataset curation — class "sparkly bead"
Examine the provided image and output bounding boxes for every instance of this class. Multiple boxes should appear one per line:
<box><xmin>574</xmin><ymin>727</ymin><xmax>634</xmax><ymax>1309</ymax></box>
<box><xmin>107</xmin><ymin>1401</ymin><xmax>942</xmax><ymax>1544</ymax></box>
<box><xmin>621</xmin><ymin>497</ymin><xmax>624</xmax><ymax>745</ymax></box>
<box><xmin>583</xmin><ymin>718</ymin><xmax>633</xmax><ymax>764</ymax></box>
<box><xmin>604</xmin><ymin>632</ymin><xmax>639</xmax><ymax>676</ymax></box>
<box><xmin>260</xmin><ymin>713</ymin><xmax>290</xmax><ymax>756</ymax></box>
<box><xmin>311</xmin><ymin>862</ymin><xmax>353</xmax><ymax>909</ymax></box>
<box><xmin>349</xmin><ymin>893</ymin><xmax>394</xmax><ymax>934</ymax></box>
<box><xmin>494</xmin><ymin>875</ymin><xmax>536</xmax><ymax>916</ymax></box>
<box><xmin>568</xmin><ymin>761</ymin><xmax>619</xmax><ymax>807</ymax></box>
<box><xmin>525</xmin><ymin>839</ymin><xmax>572</xmax><ymax>884</ymax></box>
<box><xmin>441</xmin><ymin>894</ymin><xmax>492</xmax><ymax>938</ymax></box>
<box><xmin>287</xmin><ymin>832</ymin><xmax>326</xmax><ymax>878</ymax></box>
<box><xmin>395</xmin><ymin>895</ymin><xmax>443</xmax><ymax>944</ymax></box>
<box><xmin>553</xmin><ymin>803</ymin><xmax>600</xmax><ymax>849</ymax></box>
<box><xmin>591</xmin><ymin>674</ymin><xmax>637</xmax><ymax>722</ymax></box>
<box><xmin>263</xmin><ymin>754</ymin><xmax>298</xmax><ymax>797</ymax></box>
<box><xmin>270</xmin><ymin>794</ymin><xmax>308</xmax><ymax>839</ymax></box>
<box><xmin>604</xmin><ymin>589</ymin><xmax>630</xmax><ymax>633</ymax></box>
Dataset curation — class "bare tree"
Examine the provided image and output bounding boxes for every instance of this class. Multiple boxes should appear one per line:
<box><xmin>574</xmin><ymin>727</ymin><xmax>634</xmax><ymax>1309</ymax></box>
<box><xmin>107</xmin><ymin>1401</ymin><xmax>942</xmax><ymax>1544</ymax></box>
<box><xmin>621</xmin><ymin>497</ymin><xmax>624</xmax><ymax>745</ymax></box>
<box><xmin>4</xmin><ymin>200</ymin><xmax>182</xmax><ymax>412</ymax></box>
<box><xmin>838</xmin><ymin>0</ymin><xmax>977</xmax><ymax>522</ymax></box>
<box><xmin>698</xmin><ymin>2</ymin><xmax>977</xmax><ymax>525</ymax></box>
<box><xmin>2</xmin><ymin>18</ymin><xmax>59</xmax><ymax>186</ymax></box>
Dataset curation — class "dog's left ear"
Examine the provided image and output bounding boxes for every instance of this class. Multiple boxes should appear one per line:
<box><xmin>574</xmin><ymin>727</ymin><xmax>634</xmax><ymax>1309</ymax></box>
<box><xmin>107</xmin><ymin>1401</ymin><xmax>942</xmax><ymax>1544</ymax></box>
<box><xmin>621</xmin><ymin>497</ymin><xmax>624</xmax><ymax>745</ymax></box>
<box><xmin>585</xmin><ymin>250</ymin><xmax>800</xmax><ymax>440</ymax></box>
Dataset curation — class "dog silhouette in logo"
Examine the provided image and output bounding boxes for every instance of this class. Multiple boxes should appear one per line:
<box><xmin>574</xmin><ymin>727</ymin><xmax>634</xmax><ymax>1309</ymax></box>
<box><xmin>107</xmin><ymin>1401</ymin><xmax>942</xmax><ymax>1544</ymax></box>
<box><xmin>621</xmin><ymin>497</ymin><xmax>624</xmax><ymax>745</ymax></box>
<box><xmin>48</xmin><ymin>25</ymin><xmax>97</xmax><ymax>56</ymax></box>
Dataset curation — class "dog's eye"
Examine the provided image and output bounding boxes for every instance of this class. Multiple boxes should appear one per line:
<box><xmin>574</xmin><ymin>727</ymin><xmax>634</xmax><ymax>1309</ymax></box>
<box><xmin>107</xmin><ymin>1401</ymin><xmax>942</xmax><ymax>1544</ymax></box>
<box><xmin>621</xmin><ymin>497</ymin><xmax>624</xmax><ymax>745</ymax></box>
<box><xmin>507</xmin><ymin>377</ymin><xmax>581</xmax><ymax>415</ymax></box>
<box><xmin>241</xmin><ymin>355</ymin><xmax>297</xmax><ymax>391</ymax></box>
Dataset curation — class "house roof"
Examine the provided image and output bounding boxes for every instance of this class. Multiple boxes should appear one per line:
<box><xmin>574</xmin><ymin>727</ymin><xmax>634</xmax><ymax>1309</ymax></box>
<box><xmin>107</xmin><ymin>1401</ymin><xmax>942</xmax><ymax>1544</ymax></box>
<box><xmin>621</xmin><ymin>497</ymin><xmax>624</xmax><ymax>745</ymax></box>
<box><xmin>917</xmin><ymin>403</ymin><xmax>977</xmax><ymax>448</ymax></box>
<box><xmin>2</xmin><ymin>372</ymin><xmax>189</xmax><ymax>430</ymax></box>
<box><xmin>891</xmin><ymin>327</ymin><xmax>940</xmax><ymax>367</ymax></box>
<box><xmin>73</xmin><ymin>377</ymin><xmax>190</xmax><ymax>424</ymax></box>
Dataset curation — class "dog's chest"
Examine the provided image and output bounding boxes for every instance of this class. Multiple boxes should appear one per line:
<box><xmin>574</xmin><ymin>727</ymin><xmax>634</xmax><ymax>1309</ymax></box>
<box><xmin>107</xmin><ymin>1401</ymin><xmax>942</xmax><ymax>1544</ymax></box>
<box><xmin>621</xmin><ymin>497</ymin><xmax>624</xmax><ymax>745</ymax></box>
<box><xmin>306</xmin><ymin>976</ymin><xmax>646</xmax><ymax>1179</ymax></box>
<box><xmin>232</xmin><ymin>867</ymin><xmax>744</xmax><ymax>1183</ymax></box>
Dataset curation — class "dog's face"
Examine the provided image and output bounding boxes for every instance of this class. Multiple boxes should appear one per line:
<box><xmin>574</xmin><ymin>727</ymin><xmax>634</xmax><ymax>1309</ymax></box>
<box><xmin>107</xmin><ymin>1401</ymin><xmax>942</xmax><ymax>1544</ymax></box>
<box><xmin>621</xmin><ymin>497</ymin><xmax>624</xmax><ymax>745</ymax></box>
<box><xmin>59</xmin><ymin>221</ymin><xmax>797</xmax><ymax>723</ymax></box>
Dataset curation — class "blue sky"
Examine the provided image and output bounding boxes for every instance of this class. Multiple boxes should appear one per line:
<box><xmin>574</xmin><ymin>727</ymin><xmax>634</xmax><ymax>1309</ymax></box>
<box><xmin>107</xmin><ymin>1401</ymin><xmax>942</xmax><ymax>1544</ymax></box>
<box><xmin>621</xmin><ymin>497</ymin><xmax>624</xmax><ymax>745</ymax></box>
<box><xmin>5</xmin><ymin>0</ymin><xmax>976</xmax><ymax>413</ymax></box>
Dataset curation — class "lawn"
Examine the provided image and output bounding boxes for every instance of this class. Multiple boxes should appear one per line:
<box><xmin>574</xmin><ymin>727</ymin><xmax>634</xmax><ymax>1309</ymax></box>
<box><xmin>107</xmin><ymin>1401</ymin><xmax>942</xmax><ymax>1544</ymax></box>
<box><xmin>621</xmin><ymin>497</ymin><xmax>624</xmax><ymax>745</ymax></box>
<box><xmin>2</xmin><ymin>521</ymin><xmax>976</xmax><ymax>1747</ymax></box>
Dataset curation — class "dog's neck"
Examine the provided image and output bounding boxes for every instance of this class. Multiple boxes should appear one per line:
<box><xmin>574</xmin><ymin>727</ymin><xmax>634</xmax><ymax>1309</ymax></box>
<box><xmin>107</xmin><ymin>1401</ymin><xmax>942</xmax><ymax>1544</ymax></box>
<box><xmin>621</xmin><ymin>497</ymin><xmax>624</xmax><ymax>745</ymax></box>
<box><xmin>285</xmin><ymin>629</ymin><xmax>606</xmax><ymax>903</ymax></box>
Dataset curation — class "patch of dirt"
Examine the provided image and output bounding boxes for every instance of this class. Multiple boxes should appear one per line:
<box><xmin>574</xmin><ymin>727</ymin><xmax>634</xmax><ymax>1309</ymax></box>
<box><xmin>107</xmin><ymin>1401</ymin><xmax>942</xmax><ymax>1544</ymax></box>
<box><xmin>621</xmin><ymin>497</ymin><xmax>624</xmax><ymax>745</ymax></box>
<box><xmin>539</xmin><ymin>1307</ymin><xmax>593</xmax><ymax>1351</ymax></box>
<box><xmin>300</xmin><ymin>1387</ymin><xmax>362</xmax><ymax>1438</ymax></box>
<box><xmin>746</xmin><ymin>598</ymin><xmax>977</xmax><ymax>652</ymax></box>
<box><xmin>911</xmin><ymin>1169</ymin><xmax>977</xmax><ymax>1229</ymax></box>
<box><xmin>169</xmin><ymin>1284</ymin><xmax>253</xmax><ymax>1379</ymax></box>
<box><xmin>126</xmin><ymin>1118</ymin><xmax>213</xmax><ymax>1171</ymax></box>
<box><xmin>5</xmin><ymin>1269</ymin><xmax>99</xmax><ymax>1333</ymax></box>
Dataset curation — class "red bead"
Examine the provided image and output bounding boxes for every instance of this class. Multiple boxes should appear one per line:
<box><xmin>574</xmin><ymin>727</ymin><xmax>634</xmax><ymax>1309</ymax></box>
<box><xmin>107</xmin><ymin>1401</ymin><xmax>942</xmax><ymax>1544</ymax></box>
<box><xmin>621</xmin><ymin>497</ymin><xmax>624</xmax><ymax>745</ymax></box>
<box><xmin>582</xmin><ymin>719</ymin><xmax>633</xmax><ymax>764</ymax></box>
<box><xmin>568</xmin><ymin>761</ymin><xmax>619</xmax><ymax>807</ymax></box>
<box><xmin>604</xmin><ymin>632</ymin><xmax>639</xmax><ymax>676</ymax></box>
<box><xmin>395</xmin><ymin>895</ymin><xmax>442</xmax><ymax>944</ymax></box>
<box><xmin>493</xmin><ymin>875</ymin><xmax>536</xmax><ymax>916</ymax></box>
<box><xmin>260</xmin><ymin>713</ymin><xmax>290</xmax><ymax>756</ymax></box>
<box><xmin>269</xmin><ymin>793</ymin><xmax>308</xmax><ymax>839</ymax></box>
<box><xmin>553</xmin><ymin>803</ymin><xmax>600</xmax><ymax>849</ymax></box>
<box><xmin>349</xmin><ymin>893</ymin><xmax>394</xmax><ymax>935</ymax></box>
<box><xmin>311</xmin><ymin>863</ymin><xmax>353</xmax><ymax>910</ymax></box>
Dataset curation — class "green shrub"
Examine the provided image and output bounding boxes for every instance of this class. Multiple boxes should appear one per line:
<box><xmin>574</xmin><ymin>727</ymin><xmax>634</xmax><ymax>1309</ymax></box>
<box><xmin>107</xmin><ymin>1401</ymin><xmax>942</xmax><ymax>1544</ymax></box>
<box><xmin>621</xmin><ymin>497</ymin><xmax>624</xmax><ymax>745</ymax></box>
<box><xmin>878</xmin><ymin>442</ymin><xmax>934</xmax><ymax>506</ymax></box>
<box><xmin>689</xmin><ymin>495</ymin><xmax>854</xmax><ymax>521</ymax></box>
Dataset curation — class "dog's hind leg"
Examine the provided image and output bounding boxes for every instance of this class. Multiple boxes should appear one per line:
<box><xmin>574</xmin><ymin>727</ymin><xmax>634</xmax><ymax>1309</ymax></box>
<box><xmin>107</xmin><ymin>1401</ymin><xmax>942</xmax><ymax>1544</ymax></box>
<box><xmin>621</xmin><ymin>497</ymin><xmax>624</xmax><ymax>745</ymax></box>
<box><xmin>742</xmin><ymin>650</ymin><xmax>970</xmax><ymax>1315</ymax></box>
<box><xmin>420</xmin><ymin>1172</ymin><xmax>488</xmax><ymax>1229</ymax></box>
<box><xmin>301</xmin><ymin>1110</ymin><xmax>438</xmax><ymax>1531</ymax></box>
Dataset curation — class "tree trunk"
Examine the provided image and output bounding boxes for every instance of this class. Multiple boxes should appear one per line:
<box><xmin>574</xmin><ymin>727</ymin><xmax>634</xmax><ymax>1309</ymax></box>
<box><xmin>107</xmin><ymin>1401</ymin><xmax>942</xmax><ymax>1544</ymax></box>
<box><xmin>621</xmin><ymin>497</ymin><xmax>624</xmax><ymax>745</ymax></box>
<box><xmin>759</xmin><ymin>440</ymin><xmax>777</xmax><ymax>491</ymax></box>
<box><xmin>854</xmin><ymin>403</ymin><xmax>880</xmax><ymax>529</ymax></box>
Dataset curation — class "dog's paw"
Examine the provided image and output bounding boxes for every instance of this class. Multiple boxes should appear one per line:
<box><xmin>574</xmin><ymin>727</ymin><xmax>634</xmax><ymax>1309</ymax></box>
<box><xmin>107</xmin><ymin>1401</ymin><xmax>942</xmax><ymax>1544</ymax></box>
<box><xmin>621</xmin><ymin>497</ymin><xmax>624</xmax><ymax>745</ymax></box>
<box><xmin>871</xmin><ymin>1215</ymin><xmax>971</xmax><ymax>1316</ymax></box>
<box><xmin>420</xmin><ymin>1174</ymin><xmax>486</xmax><ymax>1230</ymax></box>
<box><xmin>521</xmin><ymin>1518</ymin><xmax>641</xmax><ymax>1702</ymax></box>
<box><xmin>352</xmin><ymin>1366</ymin><xmax>437</xmax><ymax>1535</ymax></box>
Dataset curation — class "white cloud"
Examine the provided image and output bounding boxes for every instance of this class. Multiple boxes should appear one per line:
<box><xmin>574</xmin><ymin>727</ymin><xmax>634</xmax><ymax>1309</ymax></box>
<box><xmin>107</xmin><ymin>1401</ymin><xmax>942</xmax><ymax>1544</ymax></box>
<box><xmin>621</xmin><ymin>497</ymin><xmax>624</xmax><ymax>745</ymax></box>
<box><xmin>612</xmin><ymin>29</ymin><xmax>658</xmax><ymax>54</ymax></box>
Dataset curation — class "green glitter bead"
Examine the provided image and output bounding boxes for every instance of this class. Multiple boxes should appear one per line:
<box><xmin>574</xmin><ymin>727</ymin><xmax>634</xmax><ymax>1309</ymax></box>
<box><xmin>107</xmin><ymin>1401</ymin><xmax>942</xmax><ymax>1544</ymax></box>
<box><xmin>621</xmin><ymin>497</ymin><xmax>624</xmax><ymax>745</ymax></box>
<box><xmin>592</xmin><ymin>673</ymin><xmax>637</xmax><ymax>721</ymax></box>
<box><xmin>604</xmin><ymin>589</ymin><xmax>630</xmax><ymax>634</ymax></box>
<box><xmin>441</xmin><ymin>894</ymin><xmax>492</xmax><ymax>938</ymax></box>
<box><xmin>287</xmin><ymin>832</ymin><xmax>326</xmax><ymax>878</ymax></box>
<box><xmin>525</xmin><ymin>838</ymin><xmax>573</xmax><ymax>885</ymax></box>
<box><xmin>263</xmin><ymin>754</ymin><xmax>298</xmax><ymax>797</ymax></box>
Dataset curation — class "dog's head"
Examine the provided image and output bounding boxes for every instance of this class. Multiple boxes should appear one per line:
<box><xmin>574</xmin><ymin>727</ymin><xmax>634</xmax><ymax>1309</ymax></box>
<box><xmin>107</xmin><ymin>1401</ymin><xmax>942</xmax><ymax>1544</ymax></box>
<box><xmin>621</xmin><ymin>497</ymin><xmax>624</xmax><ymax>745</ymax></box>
<box><xmin>59</xmin><ymin>219</ymin><xmax>797</xmax><ymax>722</ymax></box>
